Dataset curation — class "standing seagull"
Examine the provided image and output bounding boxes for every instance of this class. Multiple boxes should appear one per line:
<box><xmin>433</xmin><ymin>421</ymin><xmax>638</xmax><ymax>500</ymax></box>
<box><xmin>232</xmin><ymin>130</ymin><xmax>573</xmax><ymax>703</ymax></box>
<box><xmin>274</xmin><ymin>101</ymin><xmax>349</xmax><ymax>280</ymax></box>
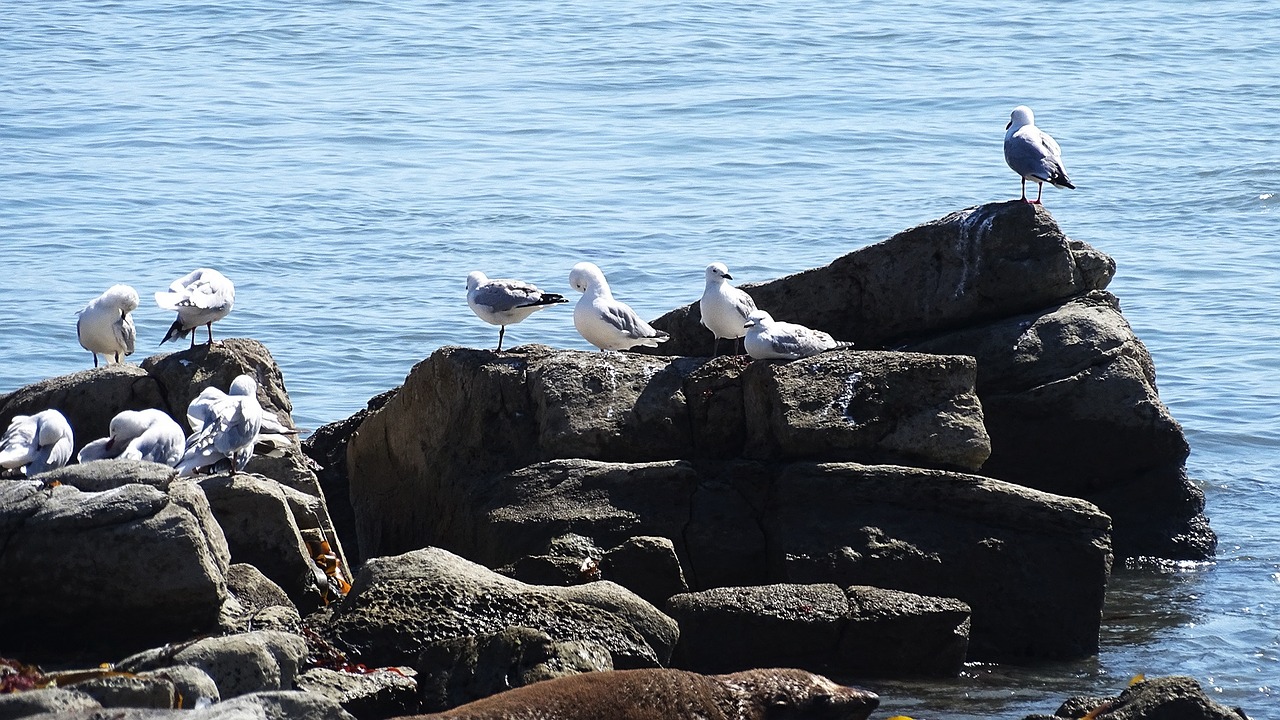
<box><xmin>176</xmin><ymin>374</ymin><xmax>263</xmax><ymax>476</ymax></box>
<box><xmin>466</xmin><ymin>271</ymin><xmax>568</xmax><ymax>351</ymax></box>
<box><xmin>0</xmin><ymin>409</ymin><xmax>74</xmax><ymax>476</ymax></box>
<box><xmin>1004</xmin><ymin>105</ymin><xmax>1075</xmax><ymax>204</ymax></box>
<box><xmin>743</xmin><ymin>310</ymin><xmax>852</xmax><ymax>361</ymax></box>
<box><xmin>569</xmin><ymin>262</ymin><xmax>670</xmax><ymax>351</ymax></box>
<box><xmin>700</xmin><ymin>262</ymin><xmax>758</xmax><ymax>356</ymax></box>
<box><xmin>155</xmin><ymin>268</ymin><xmax>235</xmax><ymax>348</ymax></box>
<box><xmin>77</xmin><ymin>409</ymin><xmax>186</xmax><ymax>467</ymax></box>
<box><xmin>77</xmin><ymin>284</ymin><xmax>139</xmax><ymax>367</ymax></box>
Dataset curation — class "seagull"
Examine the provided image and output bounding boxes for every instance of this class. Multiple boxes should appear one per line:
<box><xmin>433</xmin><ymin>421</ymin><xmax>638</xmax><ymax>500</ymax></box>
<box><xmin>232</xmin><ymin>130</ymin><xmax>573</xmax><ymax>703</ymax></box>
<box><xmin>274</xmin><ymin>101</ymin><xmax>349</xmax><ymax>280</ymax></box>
<box><xmin>77</xmin><ymin>284</ymin><xmax>139</xmax><ymax>367</ymax></box>
<box><xmin>569</xmin><ymin>262</ymin><xmax>670</xmax><ymax>351</ymax></box>
<box><xmin>155</xmin><ymin>268</ymin><xmax>235</xmax><ymax>348</ymax></box>
<box><xmin>0</xmin><ymin>409</ymin><xmax>74</xmax><ymax>476</ymax></box>
<box><xmin>175</xmin><ymin>374</ymin><xmax>264</xmax><ymax>476</ymax></box>
<box><xmin>700</xmin><ymin>262</ymin><xmax>758</xmax><ymax>356</ymax></box>
<box><xmin>77</xmin><ymin>409</ymin><xmax>186</xmax><ymax>467</ymax></box>
<box><xmin>1004</xmin><ymin>105</ymin><xmax>1075</xmax><ymax>204</ymax></box>
<box><xmin>466</xmin><ymin>271</ymin><xmax>568</xmax><ymax>351</ymax></box>
<box><xmin>743</xmin><ymin>310</ymin><xmax>852</xmax><ymax>360</ymax></box>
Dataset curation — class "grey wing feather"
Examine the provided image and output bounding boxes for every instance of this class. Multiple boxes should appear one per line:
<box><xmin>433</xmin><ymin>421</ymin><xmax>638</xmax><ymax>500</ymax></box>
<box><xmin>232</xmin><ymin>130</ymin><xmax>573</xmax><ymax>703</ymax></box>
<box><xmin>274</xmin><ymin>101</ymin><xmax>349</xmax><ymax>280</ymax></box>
<box><xmin>602</xmin><ymin>301</ymin><xmax>659</xmax><ymax>339</ymax></box>
<box><xmin>732</xmin><ymin>288</ymin><xmax>758</xmax><ymax>321</ymax></box>
<box><xmin>473</xmin><ymin>280</ymin><xmax>543</xmax><ymax>312</ymax></box>
<box><xmin>116</xmin><ymin>316</ymin><xmax>136</xmax><ymax>355</ymax></box>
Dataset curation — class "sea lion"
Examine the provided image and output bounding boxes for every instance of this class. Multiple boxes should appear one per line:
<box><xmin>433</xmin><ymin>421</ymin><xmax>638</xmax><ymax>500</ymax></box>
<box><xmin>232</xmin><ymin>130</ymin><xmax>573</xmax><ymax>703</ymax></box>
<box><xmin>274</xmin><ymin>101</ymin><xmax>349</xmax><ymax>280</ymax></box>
<box><xmin>397</xmin><ymin>667</ymin><xmax>879</xmax><ymax>720</ymax></box>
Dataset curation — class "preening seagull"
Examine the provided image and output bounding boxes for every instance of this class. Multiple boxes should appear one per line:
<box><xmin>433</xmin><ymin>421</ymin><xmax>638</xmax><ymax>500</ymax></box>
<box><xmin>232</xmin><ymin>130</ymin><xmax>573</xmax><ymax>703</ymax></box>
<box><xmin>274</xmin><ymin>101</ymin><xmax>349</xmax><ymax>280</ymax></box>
<box><xmin>77</xmin><ymin>409</ymin><xmax>186</xmax><ymax>467</ymax></box>
<box><xmin>176</xmin><ymin>374</ymin><xmax>263</xmax><ymax>476</ymax></box>
<box><xmin>569</xmin><ymin>262</ymin><xmax>670</xmax><ymax>351</ymax></box>
<box><xmin>743</xmin><ymin>310</ymin><xmax>852</xmax><ymax>361</ymax></box>
<box><xmin>466</xmin><ymin>271</ymin><xmax>568</xmax><ymax>351</ymax></box>
<box><xmin>77</xmin><ymin>284</ymin><xmax>139</xmax><ymax>367</ymax></box>
<box><xmin>1004</xmin><ymin>105</ymin><xmax>1075</xmax><ymax>204</ymax></box>
<box><xmin>155</xmin><ymin>268</ymin><xmax>235</xmax><ymax>348</ymax></box>
<box><xmin>700</xmin><ymin>262</ymin><xmax>758</xmax><ymax>356</ymax></box>
<box><xmin>0</xmin><ymin>409</ymin><xmax>74</xmax><ymax>476</ymax></box>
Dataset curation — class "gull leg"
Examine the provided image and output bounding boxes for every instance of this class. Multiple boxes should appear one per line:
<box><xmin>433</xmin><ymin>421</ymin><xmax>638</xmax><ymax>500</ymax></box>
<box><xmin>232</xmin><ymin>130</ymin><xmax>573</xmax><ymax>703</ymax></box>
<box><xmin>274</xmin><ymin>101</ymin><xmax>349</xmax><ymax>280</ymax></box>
<box><xmin>1034</xmin><ymin>182</ymin><xmax>1044</xmax><ymax>205</ymax></box>
<box><xmin>1020</xmin><ymin>178</ymin><xmax>1032</xmax><ymax>203</ymax></box>
<box><xmin>712</xmin><ymin>337</ymin><xmax>721</xmax><ymax>358</ymax></box>
<box><xmin>206</xmin><ymin>322</ymin><xmax>215</xmax><ymax>345</ymax></box>
<box><xmin>92</xmin><ymin>353</ymin><xmax>99</xmax><ymax>368</ymax></box>
<box><xmin>189</xmin><ymin>331</ymin><xmax>196</xmax><ymax>350</ymax></box>
<box><xmin>497</xmin><ymin>326</ymin><xmax>506</xmax><ymax>352</ymax></box>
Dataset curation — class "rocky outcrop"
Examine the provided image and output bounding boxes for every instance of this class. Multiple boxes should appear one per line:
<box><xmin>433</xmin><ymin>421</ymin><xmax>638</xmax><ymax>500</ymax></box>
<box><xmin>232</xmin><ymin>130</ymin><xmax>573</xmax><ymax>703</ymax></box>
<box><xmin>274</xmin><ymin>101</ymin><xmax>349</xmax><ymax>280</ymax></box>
<box><xmin>325</xmin><ymin>547</ymin><xmax>679</xmax><ymax>670</ymax></box>
<box><xmin>118</xmin><ymin>630</ymin><xmax>308</xmax><ymax>700</ymax></box>
<box><xmin>0</xmin><ymin>477</ymin><xmax>229</xmax><ymax>656</ymax></box>
<box><xmin>664</xmin><ymin>583</ymin><xmax>970</xmax><ymax>678</ymax></box>
<box><xmin>1024</xmin><ymin>676</ymin><xmax>1252</xmax><ymax>720</ymax></box>
<box><xmin>643</xmin><ymin>203</ymin><xmax>1208</xmax><ymax>561</ymax></box>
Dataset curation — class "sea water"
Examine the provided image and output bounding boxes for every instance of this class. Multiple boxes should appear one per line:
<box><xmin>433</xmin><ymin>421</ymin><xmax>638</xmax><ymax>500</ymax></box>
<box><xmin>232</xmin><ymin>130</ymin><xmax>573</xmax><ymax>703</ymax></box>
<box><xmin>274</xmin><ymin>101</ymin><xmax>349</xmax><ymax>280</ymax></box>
<box><xmin>2</xmin><ymin>2</ymin><xmax>1277</xmax><ymax>716</ymax></box>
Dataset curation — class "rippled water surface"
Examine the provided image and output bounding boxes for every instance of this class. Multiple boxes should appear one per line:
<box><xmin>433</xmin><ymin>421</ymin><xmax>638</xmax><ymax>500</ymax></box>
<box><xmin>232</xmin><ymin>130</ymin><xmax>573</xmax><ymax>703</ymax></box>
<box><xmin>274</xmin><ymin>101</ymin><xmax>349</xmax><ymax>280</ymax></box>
<box><xmin>2</xmin><ymin>2</ymin><xmax>1277</xmax><ymax>716</ymax></box>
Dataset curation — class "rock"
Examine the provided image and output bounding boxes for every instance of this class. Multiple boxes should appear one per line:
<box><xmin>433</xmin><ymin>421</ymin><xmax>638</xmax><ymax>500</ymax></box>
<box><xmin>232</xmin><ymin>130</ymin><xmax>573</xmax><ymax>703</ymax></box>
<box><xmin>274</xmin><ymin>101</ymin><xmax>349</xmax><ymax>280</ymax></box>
<box><xmin>396</xmin><ymin>667</ymin><xmax>879</xmax><ymax>720</ymax></box>
<box><xmin>324</xmin><ymin>547</ymin><xmax>677</xmax><ymax>670</ymax></box>
<box><xmin>415</xmin><ymin>626</ymin><xmax>612</xmax><ymax>713</ymax></box>
<box><xmin>741</xmin><ymin>349</ymin><xmax>990</xmax><ymax>470</ymax></box>
<box><xmin>0</xmin><ymin>364</ymin><xmax>168</xmax><ymax>459</ymax></box>
<box><xmin>295</xmin><ymin>667</ymin><xmax>419</xmax><ymax>720</ymax></box>
<box><xmin>301</xmin><ymin>388</ymin><xmax>399</xmax><ymax>567</ymax></box>
<box><xmin>771</xmin><ymin>462</ymin><xmax>1111</xmax><ymax>663</ymax></box>
<box><xmin>138</xmin><ymin>665</ymin><xmax>221</xmax><ymax>709</ymax></box>
<box><xmin>349</xmin><ymin>346</ymin><xmax>986</xmax><ymax>560</ymax></box>
<box><xmin>40</xmin><ymin>458</ymin><xmax>176</xmax><ymax>491</ymax></box>
<box><xmin>1026</xmin><ymin>676</ymin><xmax>1251</xmax><ymax>720</ymax></box>
<box><xmin>601</xmin><ymin>536</ymin><xmax>688</xmax><ymax>607</ymax></box>
<box><xmin>496</xmin><ymin>533</ymin><xmax>604</xmax><ymax>587</ymax></box>
<box><xmin>646</xmin><ymin>202</ymin><xmax>1114</xmax><ymax>356</ymax></box>
<box><xmin>0</xmin><ymin>688</ymin><xmax>101</xmax><ymax>718</ymax></box>
<box><xmin>141</xmin><ymin>339</ymin><xmax>295</xmax><ymax>435</ymax></box>
<box><xmin>0</xmin><ymin>478</ymin><xmax>229</xmax><ymax>658</ymax></box>
<box><xmin>62</xmin><ymin>675</ymin><xmax>175</xmax><ymax>709</ymax></box>
<box><xmin>222</xmin><ymin>563</ymin><xmax>302</xmax><ymax>634</ymax></box>
<box><xmin>120</xmin><ymin>630</ymin><xmax>307</xmax><ymax>700</ymax></box>
<box><xmin>838</xmin><ymin>585</ymin><xmax>970</xmax><ymax>677</ymax></box>
<box><xmin>199</xmin><ymin>473</ymin><xmax>328</xmax><ymax>610</ymax></box>
<box><xmin>665</xmin><ymin>584</ymin><xmax>849</xmax><ymax>673</ymax></box>
<box><xmin>213</xmin><ymin>690</ymin><xmax>357</xmax><ymax>719</ymax></box>
<box><xmin>906</xmin><ymin>291</ymin><xmax>1213</xmax><ymax>560</ymax></box>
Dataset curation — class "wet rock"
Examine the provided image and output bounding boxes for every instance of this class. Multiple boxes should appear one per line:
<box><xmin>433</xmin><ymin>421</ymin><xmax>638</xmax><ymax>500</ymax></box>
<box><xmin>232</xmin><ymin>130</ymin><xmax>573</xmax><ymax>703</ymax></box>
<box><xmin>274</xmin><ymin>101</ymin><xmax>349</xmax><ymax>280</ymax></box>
<box><xmin>294</xmin><ymin>666</ymin><xmax>419</xmax><ymax>720</ymax></box>
<box><xmin>665</xmin><ymin>583</ymin><xmax>849</xmax><ymax>673</ymax></box>
<box><xmin>137</xmin><ymin>665</ymin><xmax>220</xmax><ymax>709</ymax></box>
<box><xmin>0</xmin><ymin>478</ymin><xmax>229</xmax><ymax>658</ymax></box>
<box><xmin>416</xmin><ymin>626</ymin><xmax>612</xmax><ymax>713</ymax></box>
<box><xmin>1026</xmin><ymin>675</ymin><xmax>1251</xmax><ymax>720</ymax></box>
<box><xmin>772</xmin><ymin>462</ymin><xmax>1111</xmax><ymax>663</ymax></box>
<box><xmin>906</xmin><ymin>291</ymin><xmax>1212</xmax><ymax>560</ymax></box>
<box><xmin>0</xmin><ymin>688</ymin><xmax>101</xmax><ymax>718</ymax></box>
<box><xmin>838</xmin><ymin>585</ymin><xmax>970</xmax><ymax>677</ymax></box>
<box><xmin>324</xmin><ymin>547</ymin><xmax>677</xmax><ymax>670</ymax></box>
<box><xmin>496</xmin><ymin>533</ymin><xmax>604</xmax><ymax>587</ymax></box>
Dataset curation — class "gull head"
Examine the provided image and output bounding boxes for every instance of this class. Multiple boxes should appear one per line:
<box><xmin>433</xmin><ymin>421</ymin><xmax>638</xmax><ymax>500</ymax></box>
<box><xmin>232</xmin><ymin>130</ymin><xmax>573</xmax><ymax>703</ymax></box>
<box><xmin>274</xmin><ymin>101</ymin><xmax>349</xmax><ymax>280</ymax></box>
<box><xmin>103</xmin><ymin>284</ymin><xmax>140</xmax><ymax>313</ymax></box>
<box><xmin>1007</xmin><ymin>105</ymin><xmax>1034</xmax><ymax>131</ymax></box>
<box><xmin>705</xmin><ymin>262</ymin><xmax>732</xmax><ymax>283</ymax></box>
<box><xmin>229</xmin><ymin>374</ymin><xmax>258</xmax><ymax>397</ymax></box>
<box><xmin>744</xmin><ymin>309</ymin><xmax>773</xmax><ymax>329</ymax></box>
<box><xmin>569</xmin><ymin>262</ymin><xmax>607</xmax><ymax>294</ymax></box>
<box><xmin>108</xmin><ymin>410</ymin><xmax>149</xmax><ymax>446</ymax></box>
<box><xmin>466</xmin><ymin>271</ymin><xmax>488</xmax><ymax>291</ymax></box>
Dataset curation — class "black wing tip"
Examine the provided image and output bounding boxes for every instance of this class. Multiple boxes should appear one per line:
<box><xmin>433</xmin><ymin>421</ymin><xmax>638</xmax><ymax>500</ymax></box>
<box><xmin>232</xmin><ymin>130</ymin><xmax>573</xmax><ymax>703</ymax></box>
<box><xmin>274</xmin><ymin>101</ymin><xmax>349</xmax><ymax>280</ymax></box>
<box><xmin>535</xmin><ymin>293</ymin><xmax>569</xmax><ymax>306</ymax></box>
<box><xmin>159</xmin><ymin>319</ymin><xmax>190</xmax><ymax>345</ymax></box>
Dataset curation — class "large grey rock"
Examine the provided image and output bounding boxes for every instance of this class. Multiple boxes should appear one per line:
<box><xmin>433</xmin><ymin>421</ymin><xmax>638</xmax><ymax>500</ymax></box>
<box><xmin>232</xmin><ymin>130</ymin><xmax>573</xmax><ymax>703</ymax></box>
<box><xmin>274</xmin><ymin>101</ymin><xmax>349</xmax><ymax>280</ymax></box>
<box><xmin>906</xmin><ymin>291</ymin><xmax>1212</xmax><ymax>560</ymax></box>
<box><xmin>63</xmin><ymin>675</ymin><xmax>174</xmax><ymax>709</ymax></box>
<box><xmin>325</xmin><ymin>547</ymin><xmax>678</xmax><ymax>670</ymax></box>
<box><xmin>294</xmin><ymin>667</ymin><xmax>419</xmax><ymax>720</ymax></box>
<box><xmin>838</xmin><ymin>586</ymin><xmax>970</xmax><ymax>678</ymax></box>
<box><xmin>40</xmin><ymin>458</ymin><xmax>177</xmax><ymax>492</ymax></box>
<box><xmin>348</xmin><ymin>346</ymin><xmax>988</xmax><ymax>560</ymax></box>
<box><xmin>0</xmin><ymin>688</ymin><xmax>101</xmax><ymax>719</ymax></box>
<box><xmin>646</xmin><ymin>201</ymin><xmax>1114</xmax><ymax>355</ymax></box>
<box><xmin>141</xmin><ymin>338</ymin><xmax>295</xmax><ymax>435</ymax></box>
<box><xmin>0</xmin><ymin>478</ymin><xmax>229</xmax><ymax>657</ymax></box>
<box><xmin>1025</xmin><ymin>675</ymin><xmax>1251</xmax><ymax>720</ymax></box>
<box><xmin>138</xmin><ymin>665</ymin><xmax>221</xmax><ymax>709</ymax></box>
<box><xmin>772</xmin><ymin>462</ymin><xmax>1111</xmax><ymax>663</ymax></box>
<box><xmin>212</xmin><ymin>690</ymin><xmax>356</xmax><ymax>719</ymax></box>
<box><xmin>601</xmin><ymin>536</ymin><xmax>689</xmax><ymax>607</ymax></box>
<box><xmin>666</xmin><ymin>584</ymin><xmax>849</xmax><ymax>673</ymax></box>
<box><xmin>416</xmin><ymin>626</ymin><xmax>612</xmax><ymax>713</ymax></box>
<box><xmin>120</xmin><ymin>630</ymin><xmax>307</xmax><ymax>700</ymax></box>
<box><xmin>199</xmin><ymin>473</ymin><xmax>327</xmax><ymax>609</ymax></box>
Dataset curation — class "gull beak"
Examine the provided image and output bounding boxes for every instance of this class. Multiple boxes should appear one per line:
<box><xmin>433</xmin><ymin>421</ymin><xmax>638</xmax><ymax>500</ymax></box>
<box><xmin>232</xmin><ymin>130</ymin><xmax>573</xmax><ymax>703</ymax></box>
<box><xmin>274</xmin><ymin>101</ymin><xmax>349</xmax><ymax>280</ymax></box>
<box><xmin>724</xmin><ymin>273</ymin><xmax>733</xmax><ymax>280</ymax></box>
<box><xmin>1005</xmin><ymin>120</ymin><xmax>1012</xmax><ymax>129</ymax></box>
<box><xmin>744</xmin><ymin>321</ymin><xmax>755</xmax><ymax>329</ymax></box>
